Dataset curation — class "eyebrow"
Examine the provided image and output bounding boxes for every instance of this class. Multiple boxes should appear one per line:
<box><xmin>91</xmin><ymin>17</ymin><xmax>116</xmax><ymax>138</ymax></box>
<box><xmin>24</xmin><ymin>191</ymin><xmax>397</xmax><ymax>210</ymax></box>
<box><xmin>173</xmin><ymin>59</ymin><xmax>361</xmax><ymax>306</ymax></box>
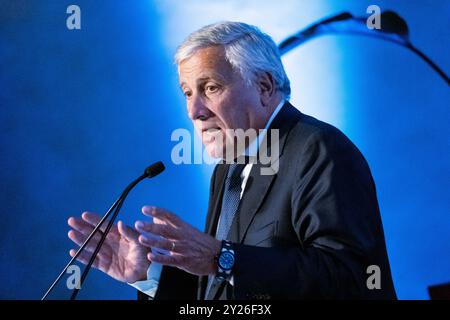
<box><xmin>179</xmin><ymin>74</ymin><xmax>227</xmax><ymax>89</ymax></box>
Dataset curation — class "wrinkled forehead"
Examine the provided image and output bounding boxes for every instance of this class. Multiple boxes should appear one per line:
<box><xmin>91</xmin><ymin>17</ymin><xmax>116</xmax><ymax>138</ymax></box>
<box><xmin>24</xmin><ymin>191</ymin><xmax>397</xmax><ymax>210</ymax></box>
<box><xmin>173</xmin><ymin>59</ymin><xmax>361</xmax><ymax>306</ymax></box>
<box><xmin>177</xmin><ymin>46</ymin><xmax>236</xmax><ymax>85</ymax></box>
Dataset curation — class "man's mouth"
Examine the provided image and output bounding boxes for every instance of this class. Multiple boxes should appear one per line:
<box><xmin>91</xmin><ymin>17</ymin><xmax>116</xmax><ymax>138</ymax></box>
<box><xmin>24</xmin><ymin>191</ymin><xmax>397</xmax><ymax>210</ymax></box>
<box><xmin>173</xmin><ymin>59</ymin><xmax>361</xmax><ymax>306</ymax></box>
<box><xmin>202</xmin><ymin>127</ymin><xmax>221</xmax><ymax>134</ymax></box>
<box><xmin>201</xmin><ymin>127</ymin><xmax>222</xmax><ymax>143</ymax></box>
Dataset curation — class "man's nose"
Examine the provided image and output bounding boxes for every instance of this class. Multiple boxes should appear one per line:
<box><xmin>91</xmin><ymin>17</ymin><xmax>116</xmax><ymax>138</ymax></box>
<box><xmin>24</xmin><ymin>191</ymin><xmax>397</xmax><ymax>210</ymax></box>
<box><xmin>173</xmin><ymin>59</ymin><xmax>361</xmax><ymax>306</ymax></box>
<box><xmin>188</xmin><ymin>94</ymin><xmax>211</xmax><ymax>121</ymax></box>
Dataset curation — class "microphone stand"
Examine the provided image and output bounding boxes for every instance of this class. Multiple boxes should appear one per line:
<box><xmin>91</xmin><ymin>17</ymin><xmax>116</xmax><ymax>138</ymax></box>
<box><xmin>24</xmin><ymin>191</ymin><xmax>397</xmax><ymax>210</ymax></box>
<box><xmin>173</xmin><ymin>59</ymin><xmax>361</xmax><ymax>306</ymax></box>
<box><xmin>41</xmin><ymin>161</ymin><xmax>165</xmax><ymax>300</ymax></box>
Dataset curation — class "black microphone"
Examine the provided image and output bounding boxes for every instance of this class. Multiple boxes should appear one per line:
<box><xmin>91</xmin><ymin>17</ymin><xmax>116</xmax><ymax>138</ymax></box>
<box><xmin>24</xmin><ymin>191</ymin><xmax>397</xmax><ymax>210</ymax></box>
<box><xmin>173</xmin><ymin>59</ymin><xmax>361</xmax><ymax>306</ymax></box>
<box><xmin>145</xmin><ymin>161</ymin><xmax>165</xmax><ymax>177</ymax></box>
<box><xmin>41</xmin><ymin>161</ymin><xmax>165</xmax><ymax>300</ymax></box>
<box><xmin>278</xmin><ymin>10</ymin><xmax>449</xmax><ymax>85</ymax></box>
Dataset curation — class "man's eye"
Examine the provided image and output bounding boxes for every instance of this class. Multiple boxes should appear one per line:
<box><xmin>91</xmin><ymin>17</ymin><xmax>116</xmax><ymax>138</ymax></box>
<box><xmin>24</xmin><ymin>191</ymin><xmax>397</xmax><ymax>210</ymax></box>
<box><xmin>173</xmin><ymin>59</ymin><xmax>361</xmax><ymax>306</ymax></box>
<box><xmin>205</xmin><ymin>85</ymin><xmax>219</xmax><ymax>93</ymax></box>
<box><xmin>184</xmin><ymin>91</ymin><xmax>192</xmax><ymax>98</ymax></box>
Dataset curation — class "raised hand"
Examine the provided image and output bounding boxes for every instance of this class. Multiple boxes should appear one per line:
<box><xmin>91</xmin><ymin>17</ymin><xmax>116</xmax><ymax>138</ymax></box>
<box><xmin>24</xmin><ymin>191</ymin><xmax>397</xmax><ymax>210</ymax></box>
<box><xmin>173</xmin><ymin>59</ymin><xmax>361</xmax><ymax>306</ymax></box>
<box><xmin>135</xmin><ymin>206</ymin><xmax>221</xmax><ymax>276</ymax></box>
<box><xmin>67</xmin><ymin>211</ymin><xmax>150</xmax><ymax>284</ymax></box>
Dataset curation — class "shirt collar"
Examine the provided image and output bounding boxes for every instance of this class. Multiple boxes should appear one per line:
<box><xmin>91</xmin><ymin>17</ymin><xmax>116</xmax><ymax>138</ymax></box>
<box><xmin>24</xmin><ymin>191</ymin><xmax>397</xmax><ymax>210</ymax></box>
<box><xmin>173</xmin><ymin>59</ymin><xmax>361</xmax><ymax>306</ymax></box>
<box><xmin>245</xmin><ymin>99</ymin><xmax>285</xmax><ymax>158</ymax></box>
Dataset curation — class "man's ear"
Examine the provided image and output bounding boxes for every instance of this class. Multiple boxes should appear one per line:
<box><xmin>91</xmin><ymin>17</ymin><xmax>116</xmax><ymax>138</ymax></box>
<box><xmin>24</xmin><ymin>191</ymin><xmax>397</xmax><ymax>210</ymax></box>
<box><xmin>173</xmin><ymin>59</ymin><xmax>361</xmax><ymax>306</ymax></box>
<box><xmin>257</xmin><ymin>72</ymin><xmax>276</xmax><ymax>107</ymax></box>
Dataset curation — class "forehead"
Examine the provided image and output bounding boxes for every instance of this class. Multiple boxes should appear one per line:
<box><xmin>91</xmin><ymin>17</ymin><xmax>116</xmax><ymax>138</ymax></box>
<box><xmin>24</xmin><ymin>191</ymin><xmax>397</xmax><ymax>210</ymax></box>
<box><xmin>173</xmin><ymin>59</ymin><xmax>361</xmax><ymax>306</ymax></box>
<box><xmin>178</xmin><ymin>46</ymin><xmax>234</xmax><ymax>85</ymax></box>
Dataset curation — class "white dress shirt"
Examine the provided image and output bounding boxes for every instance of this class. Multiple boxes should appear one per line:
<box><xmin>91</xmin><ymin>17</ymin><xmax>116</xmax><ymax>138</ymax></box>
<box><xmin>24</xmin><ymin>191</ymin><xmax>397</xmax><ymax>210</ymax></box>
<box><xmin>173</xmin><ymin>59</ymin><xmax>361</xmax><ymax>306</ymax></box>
<box><xmin>130</xmin><ymin>99</ymin><xmax>285</xmax><ymax>297</ymax></box>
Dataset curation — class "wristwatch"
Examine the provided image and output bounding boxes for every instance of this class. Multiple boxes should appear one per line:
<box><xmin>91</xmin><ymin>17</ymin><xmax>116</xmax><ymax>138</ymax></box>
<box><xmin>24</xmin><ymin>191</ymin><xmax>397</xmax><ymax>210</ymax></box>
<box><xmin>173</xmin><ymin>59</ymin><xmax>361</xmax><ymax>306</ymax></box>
<box><xmin>215</xmin><ymin>240</ymin><xmax>235</xmax><ymax>281</ymax></box>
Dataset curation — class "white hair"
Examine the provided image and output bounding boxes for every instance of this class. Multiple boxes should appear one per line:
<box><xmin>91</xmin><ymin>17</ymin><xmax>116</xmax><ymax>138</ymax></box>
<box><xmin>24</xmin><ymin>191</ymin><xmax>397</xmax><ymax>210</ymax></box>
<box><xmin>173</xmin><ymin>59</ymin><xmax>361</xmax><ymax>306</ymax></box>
<box><xmin>175</xmin><ymin>21</ymin><xmax>291</xmax><ymax>100</ymax></box>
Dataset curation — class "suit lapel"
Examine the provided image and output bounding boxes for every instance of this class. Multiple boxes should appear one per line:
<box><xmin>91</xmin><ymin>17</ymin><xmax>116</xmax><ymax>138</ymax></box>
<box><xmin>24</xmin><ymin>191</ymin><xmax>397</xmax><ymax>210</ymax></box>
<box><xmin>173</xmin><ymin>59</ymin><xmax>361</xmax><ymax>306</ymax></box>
<box><xmin>228</xmin><ymin>162</ymin><xmax>277</xmax><ymax>243</ymax></box>
<box><xmin>229</xmin><ymin>102</ymin><xmax>301</xmax><ymax>243</ymax></box>
<box><xmin>205</xmin><ymin>163</ymin><xmax>228</xmax><ymax>236</ymax></box>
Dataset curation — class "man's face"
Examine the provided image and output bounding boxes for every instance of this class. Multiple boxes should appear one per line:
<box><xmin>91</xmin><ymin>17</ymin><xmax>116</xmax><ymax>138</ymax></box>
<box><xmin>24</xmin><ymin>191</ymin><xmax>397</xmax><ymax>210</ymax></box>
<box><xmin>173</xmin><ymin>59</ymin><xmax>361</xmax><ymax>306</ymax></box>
<box><xmin>178</xmin><ymin>46</ymin><xmax>265</xmax><ymax>158</ymax></box>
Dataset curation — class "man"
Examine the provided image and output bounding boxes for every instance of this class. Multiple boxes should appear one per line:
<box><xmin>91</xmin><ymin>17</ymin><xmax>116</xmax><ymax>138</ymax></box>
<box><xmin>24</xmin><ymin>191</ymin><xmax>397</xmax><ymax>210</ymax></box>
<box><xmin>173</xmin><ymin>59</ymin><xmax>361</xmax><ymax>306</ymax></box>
<box><xmin>67</xmin><ymin>21</ymin><xmax>396</xmax><ymax>299</ymax></box>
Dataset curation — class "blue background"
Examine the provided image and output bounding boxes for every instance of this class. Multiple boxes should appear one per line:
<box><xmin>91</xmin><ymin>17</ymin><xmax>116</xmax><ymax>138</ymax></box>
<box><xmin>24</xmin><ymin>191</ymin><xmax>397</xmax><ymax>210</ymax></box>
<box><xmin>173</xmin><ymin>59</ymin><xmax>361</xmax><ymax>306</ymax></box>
<box><xmin>0</xmin><ymin>0</ymin><xmax>448</xmax><ymax>299</ymax></box>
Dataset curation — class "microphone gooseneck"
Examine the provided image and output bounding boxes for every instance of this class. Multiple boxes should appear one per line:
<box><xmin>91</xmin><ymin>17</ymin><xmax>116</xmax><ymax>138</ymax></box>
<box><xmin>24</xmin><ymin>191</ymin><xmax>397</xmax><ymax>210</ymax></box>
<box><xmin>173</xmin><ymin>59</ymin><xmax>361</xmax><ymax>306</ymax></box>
<box><xmin>42</xmin><ymin>161</ymin><xmax>165</xmax><ymax>300</ymax></box>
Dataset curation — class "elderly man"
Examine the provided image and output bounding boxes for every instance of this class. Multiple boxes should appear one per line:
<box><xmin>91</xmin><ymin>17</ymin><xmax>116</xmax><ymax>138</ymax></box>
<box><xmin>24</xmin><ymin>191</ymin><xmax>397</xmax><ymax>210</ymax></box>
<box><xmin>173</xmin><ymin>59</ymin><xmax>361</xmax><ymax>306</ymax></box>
<box><xmin>67</xmin><ymin>21</ymin><xmax>396</xmax><ymax>299</ymax></box>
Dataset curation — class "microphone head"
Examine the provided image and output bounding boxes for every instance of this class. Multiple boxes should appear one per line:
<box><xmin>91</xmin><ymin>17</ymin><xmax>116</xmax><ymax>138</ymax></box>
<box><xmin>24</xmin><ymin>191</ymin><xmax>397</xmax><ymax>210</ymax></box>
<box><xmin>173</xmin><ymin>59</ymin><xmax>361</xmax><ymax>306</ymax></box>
<box><xmin>145</xmin><ymin>161</ymin><xmax>165</xmax><ymax>178</ymax></box>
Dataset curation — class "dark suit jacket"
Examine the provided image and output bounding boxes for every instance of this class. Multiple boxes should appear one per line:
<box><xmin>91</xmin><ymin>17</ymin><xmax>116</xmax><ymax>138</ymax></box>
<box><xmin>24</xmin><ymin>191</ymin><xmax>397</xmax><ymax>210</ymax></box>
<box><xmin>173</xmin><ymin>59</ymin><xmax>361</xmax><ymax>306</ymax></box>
<box><xmin>139</xmin><ymin>102</ymin><xmax>397</xmax><ymax>300</ymax></box>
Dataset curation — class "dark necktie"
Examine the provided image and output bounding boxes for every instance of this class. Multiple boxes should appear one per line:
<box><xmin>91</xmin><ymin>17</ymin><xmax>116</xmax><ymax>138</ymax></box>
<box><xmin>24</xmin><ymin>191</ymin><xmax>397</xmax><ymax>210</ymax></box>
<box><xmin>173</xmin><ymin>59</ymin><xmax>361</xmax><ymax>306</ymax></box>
<box><xmin>205</xmin><ymin>162</ymin><xmax>246</xmax><ymax>299</ymax></box>
<box><xmin>215</xmin><ymin>163</ymin><xmax>247</xmax><ymax>240</ymax></box>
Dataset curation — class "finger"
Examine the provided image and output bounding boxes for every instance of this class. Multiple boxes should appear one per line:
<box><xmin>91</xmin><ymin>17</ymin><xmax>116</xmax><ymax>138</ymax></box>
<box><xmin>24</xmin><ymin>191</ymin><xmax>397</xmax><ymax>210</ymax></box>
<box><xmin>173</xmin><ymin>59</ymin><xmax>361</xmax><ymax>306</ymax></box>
<box><xmin>82</xmin><ymin>212</ymin><xmax>120</xmax><ymax>241</ymax></box>
<box><xmin>147</xmin><ymin>251</ymin><xmax>181</xmax><ymax>268</ymax></box>
<box><xmin>133</xmin><ymin>225</ymin><xmax>165</xmax><ymax>247</ymax></box>
<box><xmin>68</xmin><ymin>229</ymin><xmax>103</xmax><ymax>253</ymax></box>
<box><xmin>135</xmin><ymin>221</ymin><xmax>180</xmax><ymax>240</ymax></box>
<box><xmin>152</xmin><ymin>217</ymin><xmax>166</xmax><ymax>225</ymax></box>
<box><xmin>69</xmin><ymin>248</ymin><xmax>101</xmax><ymax>269</ymax></box>
<box><xmin>82</xmin><ymin>212</ymin><xmax>115</xmax><ymax>233</ymax></box>
<box><xmin>67</xmin><ymin>230</ymin><xmax>113</xmax><ymax>263</ymax></box>
<box><xmin>118</xmin><ymin>220</ymin><xmax>139</xmax><ymax>242</ymax></box>
<box><xmin>134</xmin><ymin>220</ymin><xmax>153</xmax><ymax>233</ymax></box>
<box><xmin>142</xmin><ymin>206</ymin><xmax>183</xmax><ymax>228</ymax></box>
<box><xmin>68</xmin><ymin>217</ymin><xmax>94</xmax><ymax>235</ymax></box>
<box><xmin>139</xmin><ymin>234</ymin><xmax>184</xmax><ymax>253</ymax></box>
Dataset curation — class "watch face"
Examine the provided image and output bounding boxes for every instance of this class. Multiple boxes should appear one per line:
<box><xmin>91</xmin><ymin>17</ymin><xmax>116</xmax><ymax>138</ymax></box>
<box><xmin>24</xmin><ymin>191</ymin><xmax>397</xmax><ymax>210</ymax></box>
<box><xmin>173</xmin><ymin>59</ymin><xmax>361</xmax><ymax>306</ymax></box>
<box><xmin>218</xmin><ymin>251</ymin><xmax>234</xmax><ymax>270</ymax></box>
